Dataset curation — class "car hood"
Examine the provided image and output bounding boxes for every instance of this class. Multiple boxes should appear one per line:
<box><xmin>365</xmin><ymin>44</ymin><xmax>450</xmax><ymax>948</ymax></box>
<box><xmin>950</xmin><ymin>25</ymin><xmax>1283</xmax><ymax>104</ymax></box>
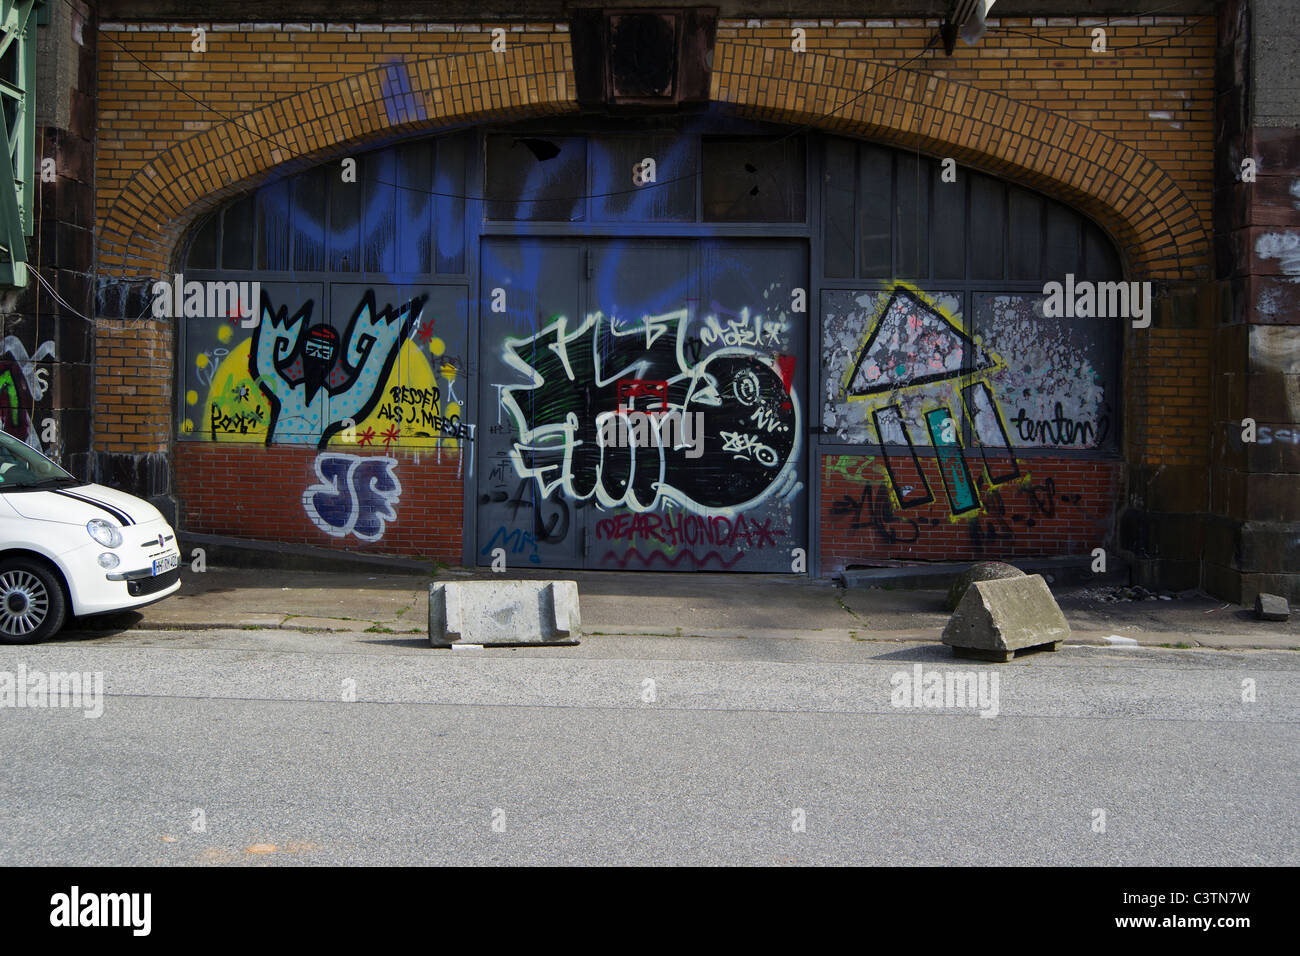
<box><xmin>1</xmin><ymin>482</ymin><xmax>165</xmax><ymax>528</ymax></box>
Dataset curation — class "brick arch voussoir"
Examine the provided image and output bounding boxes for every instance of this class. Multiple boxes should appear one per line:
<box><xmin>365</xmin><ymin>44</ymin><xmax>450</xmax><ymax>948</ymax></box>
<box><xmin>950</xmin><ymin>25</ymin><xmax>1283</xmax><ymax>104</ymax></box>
<box><xmin>713</xmin><ymin>44</ymin><xmax>1208</xmax><ymax>281</ymax></box>
<box><xmin>98</xmin><ymin>41</ymin><xmax>578</xmax><ymax>279</ymax></box>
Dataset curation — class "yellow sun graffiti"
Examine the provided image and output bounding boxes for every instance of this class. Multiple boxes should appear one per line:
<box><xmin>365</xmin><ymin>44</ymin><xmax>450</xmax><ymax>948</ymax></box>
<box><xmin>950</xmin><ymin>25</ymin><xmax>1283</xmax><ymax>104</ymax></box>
<box><xmin>197</xmin><ymin>338</ymin><xmax>466</xmax><ymax>452</ymax></box>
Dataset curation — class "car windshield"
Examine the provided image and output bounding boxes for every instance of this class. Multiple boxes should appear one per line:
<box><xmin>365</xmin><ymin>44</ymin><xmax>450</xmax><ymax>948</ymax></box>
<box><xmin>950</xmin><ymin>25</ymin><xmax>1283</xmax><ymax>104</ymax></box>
<box><xmin>0</xmin><ymin>431</ymin><xmax>78</xmax><ymax>489</ymax></box>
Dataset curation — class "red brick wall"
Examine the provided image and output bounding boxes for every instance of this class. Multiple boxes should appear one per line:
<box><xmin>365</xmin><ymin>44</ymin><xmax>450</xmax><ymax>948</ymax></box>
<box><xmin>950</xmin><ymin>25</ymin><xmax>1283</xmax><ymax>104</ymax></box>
<box><xmin>174</xmin><ymin>443</ymin><xmax>463</xmax><ymax>561</ymax></box>
<box><xmin>820</xmin><ymin>453</ymin><xmax>1122</xmax><ymax>570</ymax></box>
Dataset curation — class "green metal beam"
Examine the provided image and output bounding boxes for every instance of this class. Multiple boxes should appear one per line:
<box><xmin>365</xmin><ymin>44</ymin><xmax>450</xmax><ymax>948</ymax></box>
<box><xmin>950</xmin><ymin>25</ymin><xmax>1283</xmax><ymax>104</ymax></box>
<box><xmin>0</xmin><ymin>0</ymin><xmax>35</xmax><ymax>287</ymax></box>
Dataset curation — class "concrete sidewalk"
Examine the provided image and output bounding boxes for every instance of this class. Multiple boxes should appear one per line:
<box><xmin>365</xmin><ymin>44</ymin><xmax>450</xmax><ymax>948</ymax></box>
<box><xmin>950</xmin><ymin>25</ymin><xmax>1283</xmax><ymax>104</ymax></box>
<box><xmin>65</xmin><ymin>564</ymin><xmax>1300</xmax><ymax>651</ymax></box>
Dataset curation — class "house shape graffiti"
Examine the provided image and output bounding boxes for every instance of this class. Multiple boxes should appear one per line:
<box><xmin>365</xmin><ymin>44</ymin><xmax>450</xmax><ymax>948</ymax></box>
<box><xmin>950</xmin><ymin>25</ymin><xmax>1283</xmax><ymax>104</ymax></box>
<box><xmin>842</xmin><ymin>286</ymin><xmax>1020</xmax><ymax>516</ymax></box>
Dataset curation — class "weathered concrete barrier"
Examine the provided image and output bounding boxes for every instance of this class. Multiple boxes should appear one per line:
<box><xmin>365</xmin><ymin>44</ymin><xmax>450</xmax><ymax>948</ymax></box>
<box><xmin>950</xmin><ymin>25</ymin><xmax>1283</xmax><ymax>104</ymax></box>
<box><xmin>942</xmin><ymin>574</ymin><xmax>1070</xmax><ymax>662</ymax></box>
<box><xmin>429</xmin><ymin>581</ymin><xmax>581</xmax><ymax>647</ymax></box>
<box><xmin>1255</xmin><ymin>592</ymin><xmax>1291</xmax><ymax>622</ymax></box>
<box><xmin>944</xmin><ymin>561</ymin><xmax>1026</xmax><ymax>611</ymax></box>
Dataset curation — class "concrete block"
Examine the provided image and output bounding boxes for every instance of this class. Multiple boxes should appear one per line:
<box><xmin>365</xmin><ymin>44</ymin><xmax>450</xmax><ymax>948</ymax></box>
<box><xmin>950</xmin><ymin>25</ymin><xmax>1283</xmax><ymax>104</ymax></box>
<box><xmin>1255</xmin><ymin>592</ymin><xmax>1291</xmax><ymax>621</ymax></box>
<box><xmin>942</xmin><ymin>574</ymin><xmax>1071</xmax><ymax>663</ymax></box>
<box><xmin>944</xmin><ymin>561</ymin><xmax>1026</xmax><ymax>611</ymax></box>
<box><xmin>429</xmin><ymin>581</ymin><xmax>581</xmax><ymax>647</ymax></box>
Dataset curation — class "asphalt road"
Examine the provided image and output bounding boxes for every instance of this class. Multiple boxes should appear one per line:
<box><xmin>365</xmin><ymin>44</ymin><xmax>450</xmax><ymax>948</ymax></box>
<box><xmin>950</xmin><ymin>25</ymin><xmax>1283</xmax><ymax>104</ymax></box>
<box><xmin>0</xmin><ymin>631</ymin><xmax>1296</xmax><ymax>865</ymax></box>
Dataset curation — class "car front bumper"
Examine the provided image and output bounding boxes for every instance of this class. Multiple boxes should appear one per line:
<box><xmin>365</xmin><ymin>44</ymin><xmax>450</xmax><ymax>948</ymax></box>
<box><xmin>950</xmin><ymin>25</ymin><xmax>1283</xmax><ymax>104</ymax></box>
<box><xmin>62</xmin><ymin>520</ymin><xmax>182</xmax><ymax>616</ymax></box>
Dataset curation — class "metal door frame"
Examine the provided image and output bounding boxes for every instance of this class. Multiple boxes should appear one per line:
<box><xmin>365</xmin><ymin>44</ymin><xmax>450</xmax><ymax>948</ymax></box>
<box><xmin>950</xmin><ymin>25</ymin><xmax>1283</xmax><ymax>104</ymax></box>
<box><xmin>464</xmin><ymin>122</ymin><xmax>819</xmax><ymax>574</ymax></box>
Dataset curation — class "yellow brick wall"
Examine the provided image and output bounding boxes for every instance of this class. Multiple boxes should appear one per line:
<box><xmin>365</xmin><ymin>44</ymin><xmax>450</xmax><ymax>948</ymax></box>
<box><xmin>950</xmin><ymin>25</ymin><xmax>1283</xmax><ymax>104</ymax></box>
<box><xmin>95</xmin><ymin>22</ymin><xmax>571</xmax><ymax>253</ymax></box>
<box><xmin>93</xmin><ymin>322</ymin><xmax>171</xmax><ymax>452</ymax></box>
<box><xmin>715</xmin><ymin>15</ymin><xmax>1215</xmax><ymax>252</ymax></box>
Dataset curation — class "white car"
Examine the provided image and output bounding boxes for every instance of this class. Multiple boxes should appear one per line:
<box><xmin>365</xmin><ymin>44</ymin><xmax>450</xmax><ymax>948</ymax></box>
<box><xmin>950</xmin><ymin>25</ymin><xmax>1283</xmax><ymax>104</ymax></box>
<box><xmin>0</xmin><ymin>430</ymin><xmax>181</xmax><ymax>643</ymax></box>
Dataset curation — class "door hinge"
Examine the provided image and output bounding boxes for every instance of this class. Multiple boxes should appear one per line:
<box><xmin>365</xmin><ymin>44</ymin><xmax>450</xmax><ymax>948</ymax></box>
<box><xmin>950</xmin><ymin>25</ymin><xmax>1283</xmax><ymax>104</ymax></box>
<box><xmin>585</xmin><ymin>249</ymin><xmax>594</xmax><ymax>280</ymax></box>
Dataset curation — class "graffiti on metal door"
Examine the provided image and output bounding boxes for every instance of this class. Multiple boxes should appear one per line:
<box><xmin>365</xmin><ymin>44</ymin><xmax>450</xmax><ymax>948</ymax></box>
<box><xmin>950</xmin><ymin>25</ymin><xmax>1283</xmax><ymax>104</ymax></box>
<box><xmin>500</xmin><ymin>307</ymin><xmax>801</xmax><ymax>514</ymax></box>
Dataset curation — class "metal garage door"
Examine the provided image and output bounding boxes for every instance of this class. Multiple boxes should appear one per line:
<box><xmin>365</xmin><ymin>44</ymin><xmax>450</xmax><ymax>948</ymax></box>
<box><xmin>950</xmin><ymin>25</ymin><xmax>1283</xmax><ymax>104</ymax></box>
<box><xmin>476</xmin><ymin>236</ymin><xmax>808</xmax><ymax>571</ymax></box>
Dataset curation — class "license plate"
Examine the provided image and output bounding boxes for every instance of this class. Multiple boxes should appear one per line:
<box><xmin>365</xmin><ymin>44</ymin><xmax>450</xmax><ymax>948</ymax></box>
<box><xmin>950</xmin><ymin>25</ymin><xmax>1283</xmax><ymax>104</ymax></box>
<box><xmin>152</xmin><ymin>553</ymin><xmax>179</xmax><ymax>576</ymax></box>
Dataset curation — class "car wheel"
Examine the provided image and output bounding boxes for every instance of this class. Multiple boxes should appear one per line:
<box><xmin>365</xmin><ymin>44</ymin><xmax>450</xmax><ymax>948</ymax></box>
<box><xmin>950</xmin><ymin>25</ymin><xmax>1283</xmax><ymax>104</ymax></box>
<box><xmin>0</xmin><ymin>558</ymin><xmax>67</xmax><ymax>644</ymax></box>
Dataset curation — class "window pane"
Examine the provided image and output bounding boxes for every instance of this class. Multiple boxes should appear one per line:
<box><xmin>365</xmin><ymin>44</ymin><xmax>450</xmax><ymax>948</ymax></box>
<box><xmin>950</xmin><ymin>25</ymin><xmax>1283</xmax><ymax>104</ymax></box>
<box><xmin>823</xmin><ymin>137</ymin><xmax>856</xmax><ymax>278</ymax></box>
<box><xmin>933</xmin><ymin>171</ymin><xmax>966</xmax><ymax>279</ymax></box>
<box><xmin>1043</xmin><ymin>200</ymin><xmax>1081</xmax><ymax>278</ymax></box>
<box><xmin>361</xmin><ymin>148</ymin><xmax>396</xmax><ymax>274</ymax></box>
<box><xmin>894</xmin><ymin>153</ymin><xmax>930</xmax><ymax>279</ymax></box>
<box><xmin>186</xmin><ymin>211</ymin><xmax>220</xmax><ymax>270</ymax></box>
<box><xmin>820</xmin><ymin>287</ymin><xmax>964</xmax><ymax>445</ymax></box>
<box><xmin>485</xmin><ymin>134</ymin><xmax>586</xmax><ymax>221</ymax></box>
<box><xmin>592</xmin><ymin>133</ymin><xmax>694</xmax><ymax>221</ymax></box>
<box><xmin>1083</xmin><ymin>222</ymin><xmax>1122</xmax><ymax>280</ymax></box>
<box><xmin>255</xmin><ymin>180</ymin><xmax>291</xmax><ymax>271</ymax></box>
<box><xmin>292</xmin><ymin>166</ymin><xmax>328</xmax><ymax>272</ymax></box>
<box><xmin>221</xmin><ymin>195</ymin><xmax>254</xmax><ymax>271</ymax></box>
<box><xmin>969</xmin><ymin>174</ymin><xmax>1004</xmax><ymax>279</ymax></box>
<box><xmin>1007</xmin><ymin>186</ymin><xmax>1042</xmax><ymax>279</ymax></box>
<box><xmin>434</xmin><ymin>133</ymin><xmax>467</xmax><ymax>273</ymax></box>
<box><xmin>329</xmin><ymin>166</ymin><xmax>362</xmax><ymax>271</ymax></box>
<box><xmin>858</xmin><ymin>144</ymin><xmax>892</xmax><ymax>277</ymax></box>
<box><xmin>702</xmin><ymin>136</ymin><xmax>805</xmax><ymax>222</ymax></box>
<box><xmin>395</xmin><ymin>139</ymin><xmax>433</xmax><ymax>275</ymax></box>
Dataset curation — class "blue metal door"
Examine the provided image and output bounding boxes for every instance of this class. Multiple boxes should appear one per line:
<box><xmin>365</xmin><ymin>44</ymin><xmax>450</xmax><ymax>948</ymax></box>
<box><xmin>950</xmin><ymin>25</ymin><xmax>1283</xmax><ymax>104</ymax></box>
<box><xmin>477</xmin><ymin>237</ymin><xmax>808</xmax><ymax>571</ymax></box>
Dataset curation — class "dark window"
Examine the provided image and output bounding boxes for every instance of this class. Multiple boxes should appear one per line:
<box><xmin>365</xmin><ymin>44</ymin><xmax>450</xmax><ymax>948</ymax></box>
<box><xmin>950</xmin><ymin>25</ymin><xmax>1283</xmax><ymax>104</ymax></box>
<box><xmin>434</xmin><ymin>135</ymin><xmax>467</xmax><ymax>273</ymax></box>
<box><xmin>221</xmin><ymin>195</ymin><xmax>255</xmax><ymax>271</ymax></box>
<box><xmin>182</xmin><ymin>131</ymin><xmax>468</xmax><ymax>278</ymax></box>
<box><xmin>894</xmin><ymin>152</ymin><xmax>930</xmax><ymax>279</ymax></box>
<box><xmin>485</xmin><ymin>134</ymin><xmax>586</xmax><ymax>222</ymax></box>
<box><xmin>858</xmin><ymin>144</ymin><xmax>892</xmax><ymax>277</ymax></box>
<box><xmin>185</xmin><ymin>212</ymin><xmax>220</xmax><ymax>270</ymax></box>
<box><xmin>1007</xmin><ymin>186</ymin><xmax>1043</xmax><ymax>279</ymax></box>
<box><xmin>823</xmin><ymin>137</ymin><xmax>856</xmax><ymax>278</ymax></box>
<box><xmin>822</xmin><ymin>135</ymin><xmax>1120</xmax><ymax>284</ymax></box>
<box><xmin>1083</xmin><ymin>222</ymin><xmax>1122</xmax><ymax>279</ymax></box>
<box><xmin>701</xmin><ymin>136</ymin><xmax>805</xmax><ymax>222</ymax></box>
<box><xmin>592</xmin><ymin>134</ymin><xmax>695</xmax><ymax>222</ymax></box>
<box><xmin>360</xmin><ymin>149</ymin><xmax>397</xmax><ymax>274</ymax></box>
<box><xmin>292</xmin><ymin>166</ymin><xmax>329</xmax><ymax>273</ymax></box>
<box><xmin>969</xmin><ymin>175</ymin><xmax>1005</xmax><ymax>280</ymax></box>
<box><xmin>255</xmin><ymin>179</ymin><xmax>292</xmax><ymax>272</ymax></box>
<box><xmin>932</xmin><ymin>173</ymin><xmax>966</xmax><ymax>280</ymax></box>
<box><xmin>395</xmin><ymin>139</ymin><xmax>433</xmax><ymax>275</ymax></box>
<box><xmin>1042</xmin><ymin>200</ymin><xmax>1081</xmax><ymax>278</ymax></box>
<box><xmin>329</xmin><ymin>164</ymin><xmax>362</xmax><ymax>271</ymax></box>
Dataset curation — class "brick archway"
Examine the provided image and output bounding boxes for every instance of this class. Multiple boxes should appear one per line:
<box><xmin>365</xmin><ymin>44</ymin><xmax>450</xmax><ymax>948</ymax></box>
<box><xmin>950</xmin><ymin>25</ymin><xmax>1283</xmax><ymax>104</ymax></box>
<box><xmin>97</xmin><ymin>41</ymin><xmax>578</xmax><ymax>277</ymax></box>
<box><xmin>99</xmin><ymin>38</ymin><xmax>1207</xmax><ymax>283</ymax></box>
<box><xmin>711</xmin><ymin>43</ymin><xmax>1209</xmax><ymax>281</ymax></box>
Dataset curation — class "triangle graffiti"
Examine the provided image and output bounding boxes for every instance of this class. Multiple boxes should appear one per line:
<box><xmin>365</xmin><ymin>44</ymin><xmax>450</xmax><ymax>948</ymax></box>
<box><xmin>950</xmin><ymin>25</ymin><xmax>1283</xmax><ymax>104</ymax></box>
<box><xmin>846</xmin><ymin>288</ymin><xmax>997</xmax><ymax>396</ymax></box>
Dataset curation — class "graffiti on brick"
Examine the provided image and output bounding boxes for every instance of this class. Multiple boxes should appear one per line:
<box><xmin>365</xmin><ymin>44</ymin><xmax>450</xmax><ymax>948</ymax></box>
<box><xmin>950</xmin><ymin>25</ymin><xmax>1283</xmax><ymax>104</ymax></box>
<box><xmin>302</xmin><ymin>452</ymin><xmax>402</xmax><ymax>541</ymax></box>
<box><xmin>825</xmin><ymin>456</ymin><xmax>1091</xmax><ymax>554</ymax></box>
<box><xmin>0</xmin><ymin>337</ymin><xmax>55</xmax><ymax>452</ymax></box>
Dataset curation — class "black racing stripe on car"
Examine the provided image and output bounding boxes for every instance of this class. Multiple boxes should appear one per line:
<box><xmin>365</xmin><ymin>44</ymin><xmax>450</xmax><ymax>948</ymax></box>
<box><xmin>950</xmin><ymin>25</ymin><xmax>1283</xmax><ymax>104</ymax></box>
<box><xmin>74</xmin><ymin>491</ymin><xmax>136</xmax><ymax>526</ymax></box>
<box><xmin>51</xmin><ymin>489</ymin><xmax>135</xmax><ymax>526</ymax></box>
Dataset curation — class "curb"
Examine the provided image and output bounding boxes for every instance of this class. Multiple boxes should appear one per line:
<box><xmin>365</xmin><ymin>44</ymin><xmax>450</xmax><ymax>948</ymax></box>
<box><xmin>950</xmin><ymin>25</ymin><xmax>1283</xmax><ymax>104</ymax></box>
<box><xmin>839</xmin><ymin>555</ymin><xmax>1130</xmax><ymax>590</ymax></box>
<box><xmin>179</xmin><ymin>531</ymin><xmax>433</xmax><ymax>576</ymax></box>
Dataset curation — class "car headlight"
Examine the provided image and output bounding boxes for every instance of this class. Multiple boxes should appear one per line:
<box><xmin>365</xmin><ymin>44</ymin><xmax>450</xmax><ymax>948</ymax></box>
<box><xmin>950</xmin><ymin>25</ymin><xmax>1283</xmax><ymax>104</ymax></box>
<box><xmin>98</xmin><ymin>552</ymin><xmax>120</xmax><ymax>570</ymax></box>
<box><xmin>87</xmin><ymin>518</ymin><xmax>123</xmax><ymax>549</ymax></box>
